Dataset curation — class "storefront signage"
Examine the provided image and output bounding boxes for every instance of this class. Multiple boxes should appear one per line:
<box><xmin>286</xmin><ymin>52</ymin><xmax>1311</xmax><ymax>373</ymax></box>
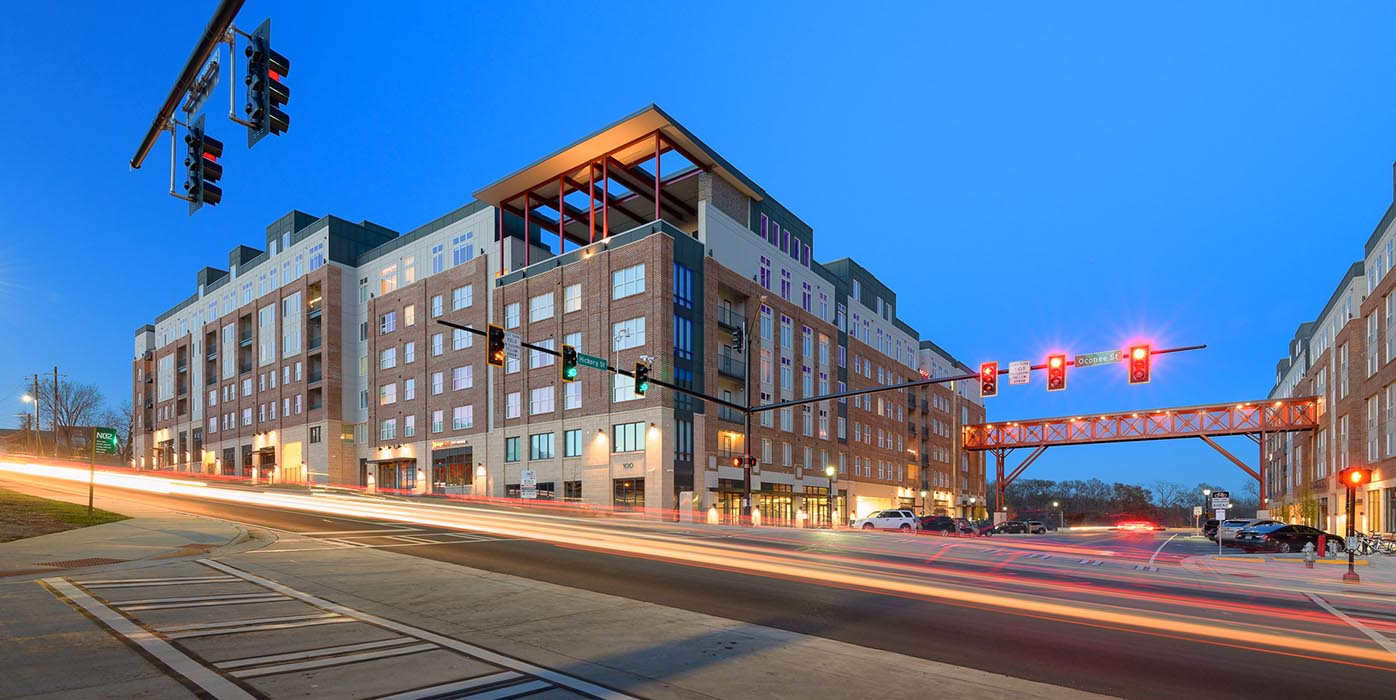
<box><xmin>431</xmin><ymin>439</ymin><xmax>471</xmax><ymax>449</ymax></box>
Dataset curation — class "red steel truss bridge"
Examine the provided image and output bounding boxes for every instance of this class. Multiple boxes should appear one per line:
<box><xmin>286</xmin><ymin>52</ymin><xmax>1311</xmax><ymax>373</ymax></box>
<box><xmin>962</xmin><ymin>397</ymin><xmax>1319</xmax><ymax>516</ymax></box>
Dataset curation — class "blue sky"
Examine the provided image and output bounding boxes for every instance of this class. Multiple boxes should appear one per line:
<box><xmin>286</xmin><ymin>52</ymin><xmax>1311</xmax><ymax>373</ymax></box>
<box><xmin>4</xmin><ymin>2</ymin><xmax>1395</xmax><ymax>495</ymax></box>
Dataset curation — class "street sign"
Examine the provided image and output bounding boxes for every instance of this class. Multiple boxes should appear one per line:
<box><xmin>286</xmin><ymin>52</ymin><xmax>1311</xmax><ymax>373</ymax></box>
<box><xmin>503</xmin><ymin>331</ymin><xmax>521</xmax><ymax>360</ymax></box>
<box><xmin>1215</xmin><ymin>509</ymin><xmax>1226</xmax><ymax>520</ymax></box>
<box><xmin>1074</xmin><ymin>349</ymin><xmax>1123</xmax><ymax>368</ymax></box>
<box><xmin>577</xmin><ymin>352</ymin><xmax>608</xmax><ymax>370</ymax></box>
<box><xmin>94</xmin><ymin>427</ymin><xmax>119</xmax><ymax>456</ymax></box>
<box><xmin>1008</xmin><ymin>360</ymin><xmax>1031</xmax><ymax>385</ymax></box>
<box><xmin>1210</xmin><ymin>491</ymin><xmax>1230</xmax><ymax>510</ymax></box>
<box><xmin>520</xmin><ymin>469</ymin><xmax>537</xmax><ymax>499</ymax></box>
<box><xmin>1192</xmin><ymin>506</ymin><xmax>1203</xmax><ymax>517</ymax></box>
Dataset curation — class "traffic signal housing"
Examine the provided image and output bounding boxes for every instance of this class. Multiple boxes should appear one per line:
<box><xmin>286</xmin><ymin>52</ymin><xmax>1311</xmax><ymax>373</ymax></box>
<box><xmin>486</xmin><ymin>325</ymin><xmax>505</xmax><ymax>367</ymax></box>
<box><xmin>979</xmin><ymin>362</ymin><xmax>998</xmax><ymax>398</ymax></box>
<box><xmin>184</xmin><ymin>115</ymin><xmax>223</xmax><ymax>215</ymax></box>
<box><xmin>561</xmin><ymin>344</ymin><xmax>578</xmax><ymax>382</ymax></box>
<box><xmin>1046</xmin><ymin>354</ymin><xmax>1067</xmax><ymax>392</ymax></box>
<box><xmin>732</xmin><ymin>327</ymin><xmax>744</xmax><ymax>353</ymax></box>
<box><xmin>1128</xmin><ymin>344</ymin><xmax>1152</xmax><ymax>385</ymax></box>
<box><xmin>634</xmin><ymin>362</ymin><xmax>650</xmax><ymax>396</ymax></box>
<box><xmin>245</xmin><ymin>19</ymin><xmax>290</xmax><ymax>147</ymax></box>
<box><xmin>1339</xmin><ymin>466</ymin><xmax>1373</xmax><ymax>489</ymax></box>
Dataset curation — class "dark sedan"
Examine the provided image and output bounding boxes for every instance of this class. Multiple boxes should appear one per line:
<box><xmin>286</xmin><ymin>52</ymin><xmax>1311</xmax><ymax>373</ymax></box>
<box><xmin>992</xmin><ymin>520</ymin><xmax>1030</xmax><ymax>534</ymax></box>
<box><xmin>918</xmin><ymin>515</ymin><xmax>975</xmax><ymax>534</ymax></box>
<box><xmin>1235</xmin><ymin>523</ymin><xmax>1345</xmax><ymax>554</ymax></box>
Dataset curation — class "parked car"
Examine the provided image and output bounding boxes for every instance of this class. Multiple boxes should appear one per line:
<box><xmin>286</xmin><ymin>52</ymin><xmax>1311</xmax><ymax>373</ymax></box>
<box><xmin>852</xmin><ymin>509</ymin><xmax>919</xmax><ymax>532</ymax></box>
<box><xmin>1026</xmin><ymin>520</ymin><xmax>1049</xmax><ymax>534</ymax></box>
<box><xmin>991</xmin><ymin>520</ymin><xmax>1030</xmax><ymax>534</ymax></box>
<box><xmin>1235</xmin><ymin>523</ymin><xmax>1345</xmax><ymax>554</ymax></box>
<box><xmin>1219</xmin><ymin>518</ymin><xmax>1284</xmax><ymax>545</ymax></box>
<box><xmin>952</xmin><ymin>517</ymin><xmax>977</xmax><ymax>534</ymax></box>
<box><xmin>1202</xmin><ymin>519</ymin><xmax>1221</xmax><ymax>540</ymax></box>
<box><xmin>918</xmin><ymin>515</ymin><xmax>961</xmax><ymax>533</ymax></box>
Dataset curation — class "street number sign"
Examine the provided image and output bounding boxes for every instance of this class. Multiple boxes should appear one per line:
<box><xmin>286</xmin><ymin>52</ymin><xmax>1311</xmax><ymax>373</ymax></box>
<box><xmin>1008</xmin><ymin>360</ymin><xmax>1031</xmax><ymax>385</ymax></box>
<box><xmin>577</xmin><ymin>352</ymin><xmax>608</xmax><ymax>370</ymax></box>
<box><xmin>503</xmin><ymin>331</ymin><xmax>522</xmax><ymax>360</ymax></box>
<box><xmin>94</xmin><ymin>427</ymin><xmax>119</xmax><ymax>456</ymax></box>
<box><xmin>1074</xmin><ymin>349</ymin><xmax>1123</xmax><ymax>368</ymax></box>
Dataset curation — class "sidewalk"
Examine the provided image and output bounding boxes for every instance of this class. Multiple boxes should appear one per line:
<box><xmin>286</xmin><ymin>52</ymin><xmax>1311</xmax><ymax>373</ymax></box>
<box><xmin>1182</xmin><ymin>549</ymin><xmax>1396</xmax><ymax>592</ymax></box>
<box><xmin>0</xmin><ymin>516</ymin><xmax>250</xmax><ymax>578</ymax></box>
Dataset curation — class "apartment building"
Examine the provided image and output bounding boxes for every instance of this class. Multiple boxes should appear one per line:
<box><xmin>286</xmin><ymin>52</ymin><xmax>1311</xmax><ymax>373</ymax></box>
<box><xmin>1267</xmin><ymin>167</ymin><xmax>1396</xmax><ymax>535</ymax></box>
<box><xmin>133</xmin><ymin>105</ymin><xmax>986</xmax><ymax>523</ymax></box>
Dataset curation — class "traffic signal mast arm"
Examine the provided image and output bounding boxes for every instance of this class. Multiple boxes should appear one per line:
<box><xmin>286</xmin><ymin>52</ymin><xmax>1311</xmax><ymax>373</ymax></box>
<box><xmin>435</xmin><ymin>319</ymin><xmax>747</xmax><ymax>413</ymax></box>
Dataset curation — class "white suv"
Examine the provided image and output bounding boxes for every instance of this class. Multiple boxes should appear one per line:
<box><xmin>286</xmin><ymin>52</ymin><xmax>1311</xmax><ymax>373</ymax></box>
<box><xmin>852</xmin><ymin>509</ymin><xmax>919</xmax><ymax>532</ymax></box>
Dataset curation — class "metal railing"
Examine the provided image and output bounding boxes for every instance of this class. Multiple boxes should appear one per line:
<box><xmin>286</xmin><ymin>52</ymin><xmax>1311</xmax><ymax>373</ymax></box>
<box><xmin>717</xmin><ymin>354</ymin><xmax>745</xmax><ymax>380</ymax></box>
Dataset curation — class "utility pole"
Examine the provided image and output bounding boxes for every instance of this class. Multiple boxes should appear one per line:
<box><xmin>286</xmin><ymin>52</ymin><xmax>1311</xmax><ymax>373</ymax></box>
<box><xmin>52</xmin><ymin>366</ymin><xmax>60</xmax><ymax>458</ymax></box>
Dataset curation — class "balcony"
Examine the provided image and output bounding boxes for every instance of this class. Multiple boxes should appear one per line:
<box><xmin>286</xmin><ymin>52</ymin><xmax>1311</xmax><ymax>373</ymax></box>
<box><xmin>239</xmin><ymin>335</ymin><xmax>252</xmax><ymax>348</ymax></box>
<box><xmin>177</xmin><ymin>363</ymin><xmax>188</xmax><ymax>374</ymax></box>
<box><xmin>907</xmin><ymin>394</ymin><xmax>916</xmax><ymax>408</ymax></box>
<box><xmin>921</xmin><ymin>400</ymin><xmax>929</xmax><ymax>412</ymax></box>
<box><xmin>717</xmin><ymin>354</ymin><xmax>745</xmax><ymax>380</ymax></box>
<box><xmin>716</xmin><ymin>306</ymin><xmax>743</xmax><ymax>330</ymax></box>
<box><xmin>718</xmin><ymin>406</ymin><xmax>745</xmax><ymax>424</ymax></box>
<box><xmin>908</xmin><ymin>423</ymin><xmax>917</xmax><ymax>436</ymax></box>
<box><xmin>206</xmin><ymin>350</ymin><xmax>216</xmax><ymax>361</ymax></box>
<box><xmin>308</xmin><ymin>370</ymin><xmax>323</xmax><ymax>384</ymax></box>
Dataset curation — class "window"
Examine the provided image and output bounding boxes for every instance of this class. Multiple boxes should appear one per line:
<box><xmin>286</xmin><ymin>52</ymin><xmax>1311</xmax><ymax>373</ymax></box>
<box><xmin>1387</xmin><ymin>384</ymin><xmax>1396</xmax><ymax>457</ymax></box>
<box><xmin>431</xmin><ymin>410</ymin><xmax>444</xmax><ymax>433</ymax></box>
<box><xmin>379</xmin><ymin>347</ymin><xmax>397</xmax><ymax>369</ymax></box>
<box><xmin>505</xmin><ymin>436</ymin><xmax>520</xmax><ymax>462</ymax></box>
<box><xmin>431</xmin><ymin>244</ymin><xmax>443</xmax><ymax>274</ymax></box>
<box><xmin>310</xmin><ymin>426</ymin><xmax>322</xmax><ymax>444</ymax></box>
<box><xmin>1369</xmin><ymin>396</ymin><xmax>1380</xmax><ymax>462</ymax></box>
<box><xmin>404</xmin><ymin>341</ymin><xmax>416</xmax><ymax>364</ymax></box>
<box><xmin>1370</xmin><ymin>314</ymin><xmax>1380</xmax><ymax>377</ymax></box>
<box><xmin>380</xmin><ymin>419</ymin><xmax>397</xmax><ymax>440</ymax></box>
<box><xmin>530</xmin><ymin>386</ymin><xmax>555</xmax><ymax>414</ymax></box>
<box><xmin>530</xmin><ymin>433</ymin><xmax>554</xmax><ymax>460</ymax></box>
<box><xmin>404</xmin><ymin>378</ymin><xmax>415</xmax><ymax>400</ymax></box>
<box><xmin>452</xmin><ymin>285</ymin><xmax>473</xmax><ymax>311</ymax></box>
<box><xmin>759</xmin><ymin>306</ymin><xmax>772</xmax><ymax>342</ymax></box>
<box><xmin>431</xmin><ymin>372</ymin><xmax>444</xmax><ymax>395</ymax></box>
<box><xmin>379</xmin><ymin>383</ymin><xmax>397</xmax><ymax>405</ymax></box>
<box><xmin>564</xmin><ymin>381</ymin><xmax>581</xmax><ymax>410</ymax></box>
<box><xmin>308</xmin><ymin>242</ymin><xmax>324</xmax><ymax>271</ymax></box>
<box><xmin>673</xmin><ymin>316</ymin><xmax>692</xmax><ymax>360</ymax></box>
<box><xmin>529</xmin><ymin>293</ymin><xmax>554</xmax><ymax>322</ymax></box>
<box><xmin>506</xmin><ymin>391</ymin><xmax>520</xmax><ymax>419</ymax></box>
<box><xmin>452</xmin><ymin>405</ymin><xmax>473</xmax><ymax>430</ymax></box>
<box><xmin>505</xmin><ymin>302</ymin><xmax>520</xmax><ymax>329</ymax></box>
<box><xmin>452</xmin><ymin>232</ymin><xmax>475</xmax><ymax>266</ymax></box>
<box><xmin>613</xmin><ymin>374</ymin><xmax>640</xmax><ymax>403</ymax></box>
<box><xmin>612</xmin><ymin>264</ymin><xmax>646</xmax><ymax>299</ymax></box>
<box><xmin>564</xmin><ymin>429</ymin><xmax>582</xmax><ymax>457</ymax></box>
<box><xmin>612</xmin><ymin>422</ymin><xmax>645</xmax><ymax>452</ymax></box>
<box><xmin>452</xmin><ymin>366</ymin><xmax>473</xmax><ymax>391</ymax></box>
<box><xmin>431</xmin><ymin>295</ymin><xmax>443</xmax><ymax>318</ymax></box>
<box><xmin>404</xmin><ymin>415</ymin><xmax>416</xmax><ymax>437</ymax></box>
<box><xmin>673</xmin><ymin>263</ymin><xmax>693</xmax><ymax>309</ymax></box>
<box><xmin>564</xmin><ymin>284</ymin><xmax>582</xmax><ymax>313</ymax></box>
<box><xmin>404</xmin><ymin>305</ymin><xmax>416</xmax><ymax>327</ymax></box>
<box><xmin>431</xmin><ymin>333</ymin><xmax>444</xmax><ymax>356</ymax></box>
<box><xmin>530</xmin><ymin>338</ymin><xmax>555</xmax><ymax>368</ymax></box>
<box><xmin>379</xmin><ymin>264</ymin><xmax>398</xmax><ymax>295</ymax></box>
<box><xmin>380</xmin><ymin>311</ymin><xmax>396</xmax><ymax>334</ymax></box>
<box><xmin>613</xmin><ymin>317</ymin><xmax>646</xmax><ymax>350</ymax></box>
<box><xmin>452</xmin><ymin>328</ymin><xmax>472</xmax><ymax>351</ymax></box>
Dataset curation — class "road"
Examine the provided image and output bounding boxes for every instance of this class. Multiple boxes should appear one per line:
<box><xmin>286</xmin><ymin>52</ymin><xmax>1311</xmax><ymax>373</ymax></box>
<box><xmin>3</xmin><ymin>463</ymin><xmax>1394</xmax><ymax>700</ymax></box>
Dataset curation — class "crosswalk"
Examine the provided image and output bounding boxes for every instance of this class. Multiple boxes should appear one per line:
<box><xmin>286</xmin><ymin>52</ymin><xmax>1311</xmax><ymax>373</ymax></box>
<box><xmin>1308</xmin><ymin>592</ymin><xmax>1396</xmax><ymax>659</ymax></box>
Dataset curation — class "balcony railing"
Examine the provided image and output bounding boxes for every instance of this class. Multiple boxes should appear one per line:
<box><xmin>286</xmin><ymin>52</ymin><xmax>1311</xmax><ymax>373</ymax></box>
<box><xmin>717</xmin><ymin>406</ymin><xmax>745</xmax><ymax>424</ymax></box>
<box><xmin>717</xmin><ymin>354</ymin><xmax>745</xmax><ymax>380</ymax></box>
<box><xmin>716</xmin><ymin>306</ymin><xmax>743</xmax><ymax>330</ymax></box>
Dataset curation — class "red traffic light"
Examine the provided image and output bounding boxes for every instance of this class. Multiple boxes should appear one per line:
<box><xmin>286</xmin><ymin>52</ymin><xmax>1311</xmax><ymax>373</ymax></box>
<box><xmin>1128</xmin><ymin>344</ymin><xmax>1151</xmax><ymax>385</ymax></box>
<box><xmin>1046</xmin><ymin>354</ymin><xmax>1066</xmax><ymax>392</ymax></box>
<box><xmin>1339</xmin><ymin>466</ymin><xmax>1373</xmax><ymax>488</ymax></box>
<box><xmin>979</xmin><ymin>362</ymin><xmax>998</xmax><ymax>398</ymax></box>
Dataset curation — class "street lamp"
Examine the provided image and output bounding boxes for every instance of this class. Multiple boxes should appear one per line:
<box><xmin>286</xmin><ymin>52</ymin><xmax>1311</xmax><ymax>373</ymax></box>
<box><xmin>1053</xmin><ymin>500</ymin><xmax>1064</xmax><ymax>530</ymax></box>
<box><xmin>825</xmin><ymin>465</ymin><xmax>837</xmax><ymax>528</ymax></box>
<box><xmin>1201</xmin><ymin>488</ymin><xmax>1212</xmax><ymax>533</ymax></box>
<box><xmin>969</xmin><ymin>495</ymin><xmax>977</xmax><ymax>520</ymax></box>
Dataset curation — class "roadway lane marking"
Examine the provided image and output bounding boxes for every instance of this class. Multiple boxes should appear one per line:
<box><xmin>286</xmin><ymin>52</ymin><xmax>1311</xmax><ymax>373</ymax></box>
<box><xmin>215</xmin><ymin>636</ymin><xmax>421</xmax><ymax>669</ymax></box>
<box><xmin>1148</xmin><ymin>534</ymin><xmax>1178</xmax><ymax>568</ymax></box>
<box><xmin>164</xmin><ymin>616</ymin><xmax>357</xmax><ymax>639</ymax></box>
<box><xmin>231</xmin><ymin>642</ymin><xmax>438</xmax><ymax>678</ymax></box>
<box><xmin>41</xmin><ymin>578</ymin><xmax>258</xmax><ymax>700</ymax></box>
<box><xmin>374</xmin><ymin>671</ymin><xmax>525</xmax><ymax>700</ymax></box>
<box><xmin>453</xmin><ymin>680</ymin><xmax>551</xmax><ymax>699</ymax></box>
<box><xmin>79</xmin><ymin>575</ymin><xmax>238</xmax><ymax>588</ymax></box>
<box><xmin>201</xmin><ymin>559</ymin><xmax>643</xmax><ymax>699</ymax></box>
<box><xmin>122</xmin><ymin>596</ymin><xmax>290</xmax><ymax>612</ymax></box>
<box><xmin>1077</xmin><ymin>559</ymin><xmax>1104</xmax><ymax>566</ymax></box>
<box><xmin>155</xmin><ymin>612</ymin><xmax>341</xmax><ymax>633</ymax></box>
<box><xmin>115</xmin><ymin>591</ymin><xmax>282</xmax><ymax>606</ymax></box>
<box><xmin>1133</xmin><ymin>565</ymin><xmax>1159</xmax><ymax>572</ymax></box>
<box><xmin>1306</xmin><ymin>592</ymin><xmax>1396</xmax><ymax>658</ymax></box>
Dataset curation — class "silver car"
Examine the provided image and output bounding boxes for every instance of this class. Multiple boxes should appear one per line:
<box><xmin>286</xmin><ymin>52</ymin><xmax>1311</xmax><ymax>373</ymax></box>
<box><xmin>1218</xmin><ymin>518</ymin><xmax>1283</xmax><ymax>545</ymax></box>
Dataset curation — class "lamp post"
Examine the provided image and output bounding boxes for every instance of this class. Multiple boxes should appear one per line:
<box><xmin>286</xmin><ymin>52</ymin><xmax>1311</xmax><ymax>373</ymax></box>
<box><xmin>21</xmin><ymin>393</ymin><xmax>36</xmax><ymax>454</ymax></box>
<box><xmin>920</xmin><ymin>489</ymin><xmax>929</xmax><ymax>516</ymax></box>
<box><xmin>1053</xmin><ymin>500</ymin><xmax>1064</xmax><ymax>530</ymax></box>
<box><xmin>1201</xmin><ymin>488</ymin><xmax>1211</xmax><ymax>533</ymax></box>
<box><xmin>969</xmin><ymin>495</ymin><xmax>977</xmax><ymax>521</ymax></box>
<box><xmin>740</xmin><ymin>294</ymin><xmax>767</xmax><ymax>523</ymax></box>
<box><xmin>825</xmin><ymin>464</ymin><xmax>837</xmax><ymax>528</ymax></box>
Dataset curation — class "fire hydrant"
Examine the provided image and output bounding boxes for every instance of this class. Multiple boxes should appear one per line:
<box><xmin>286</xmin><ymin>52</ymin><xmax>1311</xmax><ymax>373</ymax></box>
<box><xmin>1303</xmin><ymin>541</ymin><xmax>1316</xmax><ymax>569</ymax></box>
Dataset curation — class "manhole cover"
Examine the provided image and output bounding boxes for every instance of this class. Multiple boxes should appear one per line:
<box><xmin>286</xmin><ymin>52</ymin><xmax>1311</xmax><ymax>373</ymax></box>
<box><xmin>34</xmin><ymin>558</ymin><xmax>127</xmax><ymax>569</ymax></box>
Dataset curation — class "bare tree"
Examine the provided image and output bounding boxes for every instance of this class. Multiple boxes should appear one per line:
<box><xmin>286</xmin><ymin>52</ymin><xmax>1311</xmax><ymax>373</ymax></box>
<box><xmin>95</xmin><ymin>401</ymin><xmax>134</xmax><ymax>462</ymax></box>
<box><xmin>29</xmin><ymin>377</ymin><xmax>106</xmax><ymax>454</ymax></box>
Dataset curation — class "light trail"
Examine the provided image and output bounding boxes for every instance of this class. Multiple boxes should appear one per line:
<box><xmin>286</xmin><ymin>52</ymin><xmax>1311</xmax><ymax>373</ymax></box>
<box><xmin>4</xmin><ymin>459</ymin><xmax>1395</xmax><ymax>668</ymax></box>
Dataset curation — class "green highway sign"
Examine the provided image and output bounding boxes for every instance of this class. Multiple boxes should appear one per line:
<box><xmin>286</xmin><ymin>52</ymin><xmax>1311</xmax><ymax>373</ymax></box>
<box><xmin>94</xmin><ymin>427</ymin><xmax>119</xmax><ymax>456</ymax></box>
<box><xmin>577</xmin><ymin>353</ymin><xmax>608</xmax><ymax>371</ymax></box>
<box><xmin>1074</xmin><ymin>349</ymin><xmax>1123</xmax><ymax>368</ymax></box>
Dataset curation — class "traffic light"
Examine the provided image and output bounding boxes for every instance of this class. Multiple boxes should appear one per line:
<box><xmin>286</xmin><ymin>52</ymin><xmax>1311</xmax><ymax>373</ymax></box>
<box><xmin>561</xmin><ymin>344</ymin><xmax>578</xmax><ymax>382</ymax></box>
<box><xmin>1339</xmin><ymin>466</ymin><xmax>1373</xmax><ymax>489</ymax></box>
<box><xmin>732</xmin><ymin>457</ymin><xmax>742</xmax><ymax>468</ymax></box>
<box><xmin>634</xmin><ymin>361</ymin><xmax>650</xmax><ymax>396</ymax></box>
<box><xmin>732</xmin><ymin>328</ymin><xmax>744</xmax><ymax>353</ymax></box>
<box><xmin>183</xmin><ymin>115</ymin><xmax>223</xmax><ymax>215</ymax></box>
<box><xmin>244</xmin><ymin>19</ymin><xmax>290</xmax><ymax>147</ymax></box>
<box><xmin>486</xmin><ymin>324</ymin><xmax>505</xmax><ymax>367</ymax></box>
<box><xmin>1128</xmin><ymin>344</ymin><xmax>1152</xmax><ymax>385</ymax></box>
<box><xmin>1046</xmin><ymin>354</ymin><xmax>1067</xmax><ymax>392</ymax></box>
<box><xmin>979</xmin><ymin>362</ymin><xmax>998</xmax><ymax>398</ymax></box>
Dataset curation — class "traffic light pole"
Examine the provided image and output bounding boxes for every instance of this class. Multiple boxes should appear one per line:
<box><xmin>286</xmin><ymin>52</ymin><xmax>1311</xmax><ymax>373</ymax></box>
<box><xmin>1344</xmin><ymin>484</ymin><xmax>1360</xmax><ymax>583</ymax></box>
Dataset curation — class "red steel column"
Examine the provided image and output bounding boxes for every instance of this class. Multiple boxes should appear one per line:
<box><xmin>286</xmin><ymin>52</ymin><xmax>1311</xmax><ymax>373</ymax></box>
<box><xmin>995</xmin><ymin>450</ymin><xmax>1005</xmax><ymax>518</ymax></box>
<box><xmin>588</xmin><ymin>163</ymin><xmax>595</xmax><ymax>244</ymax></box>
<box><xmin>558</xmin><ymin>176</ymin><xmax>566</xmax><ymax>255</ymax></box>
<box><xmin>1259</xmin><ymin>430</ymin><xmax>1268</xmax><ymax>512</ymax></box>
<box><xmin>524</xmin><ymin>193</ymin><xmax>531</xmax><ymax>268</ymax></box>
<box><xmin>496</xmin><ymin>207</ymin><xmax>504</xmax><ymax>276</ymax></box>
<box><xmin>602</xmin><ymin>159</ymin><xmax>610</xmax><ymax>238</ymax></box>
<box><xmin>653</xmin><ymin>132</ymin><xmax>661</xmax><ymax>222</ymax></box>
